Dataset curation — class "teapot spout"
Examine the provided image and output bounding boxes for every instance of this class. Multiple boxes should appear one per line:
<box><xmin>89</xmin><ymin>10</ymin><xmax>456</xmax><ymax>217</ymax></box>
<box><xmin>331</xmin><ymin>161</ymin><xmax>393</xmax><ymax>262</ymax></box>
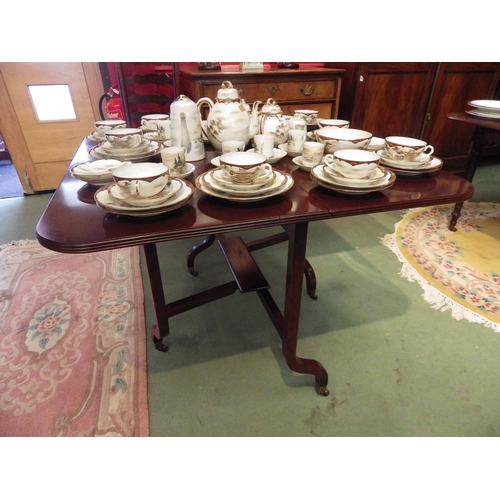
<box><xmin>249</xmin><ymin>100</ymin><xmax>262</xmax><ymax>139</ymax></box>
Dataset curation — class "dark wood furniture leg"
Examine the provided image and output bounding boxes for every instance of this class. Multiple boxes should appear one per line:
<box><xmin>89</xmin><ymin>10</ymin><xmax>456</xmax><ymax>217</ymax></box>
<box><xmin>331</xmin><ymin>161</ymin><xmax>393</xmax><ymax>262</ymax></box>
<box><xmin>449</xmin><ymin>126</ymin><xmax>484</xmax><ymax>231</ymax></box>
<box><xmin>257</xmin><ymin>222</ymin><xmax>329</xmax><ymax>396</ymax></box>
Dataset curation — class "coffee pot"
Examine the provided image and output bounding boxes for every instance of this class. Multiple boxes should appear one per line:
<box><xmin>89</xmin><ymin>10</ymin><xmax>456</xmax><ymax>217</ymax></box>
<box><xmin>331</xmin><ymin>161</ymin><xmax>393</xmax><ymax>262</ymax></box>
<box><xmin>197</xmin><ymin>81</ymin><xmax>260</xmax><ymax>151</ymax></box>
<box><xmin>170</xmin><ymin>94</ymin><xmax>205</xmax><ymax>161</ymax></box>
<box><xmin>258</xmin><ymin>98</ymin><xmax>289</xmax><ymax>147</ymax></box>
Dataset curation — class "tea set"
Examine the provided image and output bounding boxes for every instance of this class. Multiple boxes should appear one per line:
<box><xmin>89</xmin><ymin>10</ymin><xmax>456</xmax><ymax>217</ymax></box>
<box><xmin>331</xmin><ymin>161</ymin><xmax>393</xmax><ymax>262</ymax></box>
<box><xmin>75</xmin><ymin>79</ymin><xmax>444</xmax><ymax>215</ymax></box>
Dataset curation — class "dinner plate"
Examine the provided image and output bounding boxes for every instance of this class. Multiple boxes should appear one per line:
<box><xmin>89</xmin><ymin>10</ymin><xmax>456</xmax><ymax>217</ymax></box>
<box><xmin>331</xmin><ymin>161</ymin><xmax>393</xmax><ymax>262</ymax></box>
<box><xmin>377</xmin><ymin>149</ymin><xmax>431</xmax><ymax>167</ymax></box>
<box><xmin>312</xmin><ymin>165</ymin><xmax>395</xmax><ymax>192</ymax></box>
<box><xmin>382</xmin><ymin>157</ymin><xmax>443</xmax><ymax>176</ymax></box>
<box><xmin>196</xmin><ymin>170</ymin><xmax>294</xmax><ymax>202</ymax></box>
<box><xmin>209</xmin><ymin>164</ymin><xmax>274</xmax><ymax>190</ymax></box>
<box><xmin>90</xmin><ymin>141</ymin><xmax>163</xmax><ymax>161</ymax></box>
<box><xmin>70</xmin><ymin>160</ymin><xmax>129</xmax><ymax>185</ymax></box>
<box><xmin>94</xmin><ymin>179</ymin><xmax>193</xmax><ymax>216</ymax></box>
<box><xmin>205</xmin><ymin>170</ymin><xmax>287</xmax><ymax>197</ymax></box>
<box><xmin>468</xmin><ymin>99</ymin><xmax>500</xmax><ymax>114</ymax></box>
<box><xmin>466</xmin><ymin>109</ymin><xmax>500</xmax><ymax>120</ymax></box>
<box><xmin>100</xmin><ymin>139</ymin><xmax>152</xmax><ymax>154</ymax></box>
<box><xmin>107</xmin><ymin>178</ymin><xmax>183</xmax><ymax>206</ymax></box>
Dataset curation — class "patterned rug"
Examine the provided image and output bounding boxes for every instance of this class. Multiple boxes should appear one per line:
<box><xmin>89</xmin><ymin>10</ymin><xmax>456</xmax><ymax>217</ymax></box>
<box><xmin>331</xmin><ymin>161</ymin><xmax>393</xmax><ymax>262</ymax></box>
<box><xmin>381</xmin><ymin>202</ymin><xmax>500</xmax><ymax>333</ymax></box>
<box><xmin>0</xmin><ymin>240</ymin><xmax>149</xmax><ymax>436</ymax></box>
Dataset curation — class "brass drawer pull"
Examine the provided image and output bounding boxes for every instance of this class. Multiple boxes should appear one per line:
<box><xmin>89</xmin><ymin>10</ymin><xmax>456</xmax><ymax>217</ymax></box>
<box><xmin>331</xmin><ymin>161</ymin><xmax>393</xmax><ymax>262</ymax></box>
<box><xmin>268</xmin><ymin>85</ymin><xmax>279</xmax><ymax>95</ymax></box>
<box><xmin>300</xmin><ymin>84</ymin><xmax>314</xmax><ymax>96</ymax></box>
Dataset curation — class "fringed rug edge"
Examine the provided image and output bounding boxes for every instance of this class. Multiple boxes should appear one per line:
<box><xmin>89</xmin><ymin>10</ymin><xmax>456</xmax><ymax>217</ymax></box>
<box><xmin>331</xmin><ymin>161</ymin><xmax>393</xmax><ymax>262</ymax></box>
<box><xmin>380</xmin><ymin>204</ymin><xmax>500</xmax><ymax>334</ymax></box>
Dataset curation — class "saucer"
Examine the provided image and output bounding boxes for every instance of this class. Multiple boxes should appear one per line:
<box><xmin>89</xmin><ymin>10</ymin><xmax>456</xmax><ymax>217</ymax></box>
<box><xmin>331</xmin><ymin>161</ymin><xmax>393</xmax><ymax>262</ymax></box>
<box><xmin>247</xmin><ymin>148</ymin><xmax>287</xmax><ymax>164</ymax></box>
<box><xmin>196</xmin><ymin>169</ymin><xmax>294</xmax><ymax>202</ymax></box>
<box><xmin>292</xmin><ymin>156</ymin><xmax>321</xmax><ymax>171</ymax></box>
<box><xmin>278</xmin><ymin>144</ymin><xmax>302</xmax><ymax>157</ymax></box>
<box><xmin>107</xmin><ymin>179</ymin><xmax>182</xmax><ymax>207</ymax></box>
<box><xmin>204</xmin><ymin>169</ymin><xmax>286</xmax><ymax>197</ymax></box>
<box><xmin>377</xmin><ymin>149</ymin><xmax>431</xmax><ymax>167</ymax></box>
<box><xmin>210</xmin><ymin>164</ymin><xmax>274</xmax><ymax>189</ymax></box>
<box><xmin>323</xmin><ymin>165</ymin><xmax>389</xmax><ymax>186</ymax></box>
<box><xmin>86</xmin><ymin>132</ymin><xmax>106</xmax><ymax>142</ymax></box>
<box><xmin>311</xmin><ymin>165</ymin><xmax>396</xmax><ymax>194</ymax></box>
<box><xmin>169</xmin><ymin>163</ymin><xmax>195</xmax><ymax>179</ymax></box>
<box><xmin>101</xmin><ymin>139</ymin><xmax>151</xmax><ymax>154</ymax></box>
<box><xmin>95</xmin><ymin>179</ymin><xmax>194</xmax><ymax>216</ymax></box>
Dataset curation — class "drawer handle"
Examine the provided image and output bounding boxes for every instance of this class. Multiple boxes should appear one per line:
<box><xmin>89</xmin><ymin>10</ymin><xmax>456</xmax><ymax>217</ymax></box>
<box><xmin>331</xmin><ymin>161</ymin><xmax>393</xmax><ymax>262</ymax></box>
<box><xmin>300</xmin><ymin>85</ymin><xmax>314</xmax><ymax>96</ymax></box>
<box><xmin>268</xmin><ymin>85</ymin><xmax>279</xmax><ymax>95</ymax></box>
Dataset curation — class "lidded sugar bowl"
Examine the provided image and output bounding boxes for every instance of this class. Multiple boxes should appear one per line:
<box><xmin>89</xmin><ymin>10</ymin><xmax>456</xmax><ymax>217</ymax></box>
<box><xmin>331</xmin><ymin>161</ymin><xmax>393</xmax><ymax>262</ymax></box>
<box><xmin>258</xmin><ymin>98</ymin><xmax>289</xmax><ymax>146</ymax></box>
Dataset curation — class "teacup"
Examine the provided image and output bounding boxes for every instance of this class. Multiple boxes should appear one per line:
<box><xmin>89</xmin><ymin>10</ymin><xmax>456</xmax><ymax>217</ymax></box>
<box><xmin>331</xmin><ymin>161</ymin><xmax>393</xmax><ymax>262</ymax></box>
<box><xmin>105</xmin><ymin>128</ymin><xmax>144</xmax><ymax>149</ymax></box>
<box><xmin>219</xmin><ymin>151</ymin><xmax>267</xmax><ymax>184</ymax></box>
<box><xmin>253</xmin><ymin>134</ymin><xmax>275</xmax><ymax>158</ymax></box>
<box><xmin>156</xmin><ymin>120</ymin><xmax>171</xmax><ymax>140</ymax></box>
<box><xmin>112</xmin><ymin>162</ymin><xmax>169</xmax><ymax>198</ymax></box>
<box><xmin>287</xmin><ymin>129</ymin><xmax>306</xmax><ymax>153</ymax></box>
<box><xmin>222</xmin><ymin>140</ymin><xmax>246</xmax><ymax>154</ymax></box>
<box><xmin>317</xmin><ymin>119</ymin><xmax>350</xmax><ymax>129</ymax></box>
<box><xmin>288</xmin><ymin>117</ymin><xmax>307</xmax><ymax>132</ymax></box>
<box><xmin>385</xmin><ymin>136</ymin><xmax>434</xmax><ymax>162</ymax></box>
<box><xmin>141</xmin><ymin>114</ymin><xmax>170</xmax><ymax>131</ymax></box>
<box><xmin>161</xmin><ymin>146</ymin><xmax>187</xmax><ymax>176</ymax></box>
<box><xmin>94</xmin><ymin>120</ymin><xmax>126</xmax><ymax>137</ymax></box>
<box><xmin>294</xmin><ymin>109</ymin><xmax>319</xmax><ymax>125</ymax></box>
<box><xmin>325</xmin><ymin>149</ymin><xmax>380</xmax><ymax>179</ymax></box>
<box><xmin>302</xmin><ymin>141</ymin><xmax>325</xmax><ymax>167</ymax></box>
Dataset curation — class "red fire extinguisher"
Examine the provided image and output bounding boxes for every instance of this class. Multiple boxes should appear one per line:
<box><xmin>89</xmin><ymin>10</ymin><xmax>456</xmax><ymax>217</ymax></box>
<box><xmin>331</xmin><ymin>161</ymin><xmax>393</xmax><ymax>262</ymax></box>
<box><xmin>100</xmin><ymin>85</ymin><xmax>124</xmax><ymax>120</ymax></box>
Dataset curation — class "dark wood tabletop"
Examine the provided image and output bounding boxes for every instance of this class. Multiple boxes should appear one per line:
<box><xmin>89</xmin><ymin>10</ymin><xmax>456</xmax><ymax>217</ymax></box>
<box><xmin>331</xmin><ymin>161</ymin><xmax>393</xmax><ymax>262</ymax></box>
<box><xmin>36</xmin><ymin>139</ymin><xmax>474</xmax><ymax>253</ymax></box>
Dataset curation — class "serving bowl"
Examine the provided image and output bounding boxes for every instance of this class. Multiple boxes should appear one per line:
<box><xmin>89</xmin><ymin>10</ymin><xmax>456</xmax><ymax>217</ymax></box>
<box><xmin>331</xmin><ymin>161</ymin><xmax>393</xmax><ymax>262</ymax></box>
<box><xmin>315</xmin><ymin>127</ymin><xmax>372</xmax><ymax>153</ymax></box>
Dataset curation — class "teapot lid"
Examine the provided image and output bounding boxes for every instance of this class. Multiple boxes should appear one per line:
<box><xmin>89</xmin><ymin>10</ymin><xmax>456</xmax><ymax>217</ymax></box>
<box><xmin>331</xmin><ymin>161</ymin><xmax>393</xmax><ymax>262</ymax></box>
<box><xmin>261</xmin><ymin>98</ymin><xmax>282</xmax><ymax>114</ymax></box>
<box><xmin>217</xmin><ymin>81</ymin><xmax>239</xmax><ymax>101</ymax></box>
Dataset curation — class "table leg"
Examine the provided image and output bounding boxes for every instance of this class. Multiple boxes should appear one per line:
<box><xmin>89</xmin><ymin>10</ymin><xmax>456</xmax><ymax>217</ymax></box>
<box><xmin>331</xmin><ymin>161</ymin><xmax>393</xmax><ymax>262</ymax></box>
<box><xmin>278</xmin><ymin>222</ymin><xmax>329</xmax><ymax>395</ymax></box>
<box><xmin>142</xmin><ymin>243</ymin><xmax>170</xmax><ymax>352</ymax></box>
<box><xmin>187</xmin><ymin>234</ymin><xmax>216</xmax><ymax>276</ymax></box>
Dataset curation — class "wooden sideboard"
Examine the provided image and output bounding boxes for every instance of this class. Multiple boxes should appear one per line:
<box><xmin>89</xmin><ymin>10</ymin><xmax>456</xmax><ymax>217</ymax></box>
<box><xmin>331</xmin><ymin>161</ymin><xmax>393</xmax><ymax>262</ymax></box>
<box><xmin>326</xmin><ymin>62</ymin><xmax>500</xmax><ymax>174</ymax></box>
<box><xmin>179</xmin><ymin>65</ymin><xmax>345</xmax><ymax>119</ymax></box>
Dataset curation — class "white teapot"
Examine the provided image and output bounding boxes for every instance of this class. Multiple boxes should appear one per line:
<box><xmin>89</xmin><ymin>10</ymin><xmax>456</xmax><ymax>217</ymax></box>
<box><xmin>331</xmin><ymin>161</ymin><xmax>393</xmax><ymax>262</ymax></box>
<box><xmin>170</xmin><ymin>94</ymin><xmax>205</xmax><ymax>161</ymax></box>
<box><xmin>258</xmin><ymin>98</ymin><xmax>289</xmax><ymax>147</ymax></box>
<box><xmin>197</xmin><ymin>81</ymin><xmax>260</xmax><ymax>151</ymax></box>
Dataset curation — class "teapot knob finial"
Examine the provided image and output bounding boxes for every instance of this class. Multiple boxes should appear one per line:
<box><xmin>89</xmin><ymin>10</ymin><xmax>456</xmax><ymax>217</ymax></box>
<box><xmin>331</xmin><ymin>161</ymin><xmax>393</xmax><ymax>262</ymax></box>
<box><xmin>221</xmin><ymin>81</ymin><xmax>234</xmax><ymax>89</ymax></box>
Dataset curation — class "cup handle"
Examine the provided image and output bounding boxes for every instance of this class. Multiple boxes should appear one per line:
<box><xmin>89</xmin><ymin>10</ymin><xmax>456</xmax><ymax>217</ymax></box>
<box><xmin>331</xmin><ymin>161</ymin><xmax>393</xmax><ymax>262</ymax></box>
<box><xmin>423</xmin><ymin>145</ymin><xmax>434</xmax><ymax>156</ymax></box>
<box><xmin>323</xmin><ymin>154</ymin><xmax>334</xmax><ymax>168</ymax></box>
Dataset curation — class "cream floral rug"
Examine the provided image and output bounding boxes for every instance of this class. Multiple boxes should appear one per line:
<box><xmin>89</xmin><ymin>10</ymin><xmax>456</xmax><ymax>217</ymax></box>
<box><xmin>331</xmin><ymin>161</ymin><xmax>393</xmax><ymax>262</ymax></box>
<box><xmin>381</xmin><ymin>202</ymin><xmax>500</xmax><ymax>333</ymax></box>
<box><xmin>0</xmin><ymin>240</ymin><xmax>149</xmax><ymax>436</ymax></box>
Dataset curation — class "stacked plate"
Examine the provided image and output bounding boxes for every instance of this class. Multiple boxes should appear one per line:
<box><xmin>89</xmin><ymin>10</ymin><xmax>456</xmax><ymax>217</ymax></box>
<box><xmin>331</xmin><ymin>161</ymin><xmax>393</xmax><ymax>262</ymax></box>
<box><xmin>89</xmin><ymin>139</ymin><xmax>164</xmax><ymax>162</ymax></box>
<box><xmin>467</xmin><ymin>100</ymin><xmax>500</xmax><ymax>120</ymax></box>
<box><xmin>70</xmin><ymin>159</ymin><xmax>129</xmax><ymax>185</ymax></box>
<box><xmin>196</xmin><ymin>164</ymin><xmax>294</xmax><ymax>202</ymax></box>
<box><xmin>310</xmin><ymin>162</ymin><xmax>395</xmax><ymax>195</ymax></box>
<box><xmin>377</xmin><ymin>149</ymin><xmax>443</xmax><ymax>176</ymax></box>
<box><xmin>94</xmin><ymin>179</ymin><xmax>194</xmax><ymax>217</ymax></box>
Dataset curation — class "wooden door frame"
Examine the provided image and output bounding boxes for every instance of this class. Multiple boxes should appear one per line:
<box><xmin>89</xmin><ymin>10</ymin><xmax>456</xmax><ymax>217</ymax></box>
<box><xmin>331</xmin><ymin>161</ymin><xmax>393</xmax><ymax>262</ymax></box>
<box><xmin>0</xmin><ymin>62</ymin><xmax>104</xmax><ymax>194</ymax></box>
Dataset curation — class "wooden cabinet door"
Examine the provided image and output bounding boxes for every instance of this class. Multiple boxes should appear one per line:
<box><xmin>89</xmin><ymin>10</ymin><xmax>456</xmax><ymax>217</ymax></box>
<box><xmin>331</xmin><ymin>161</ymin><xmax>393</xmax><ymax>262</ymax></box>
<box><xmin>421</xmin><ymin>62</ymin><xmax>500</xmax><ymax>172</ymax></box>
<box><xmin>0</xmin><ymin>62</ymin><xmax>104</xmax><ymax>192</ymax></box>
<box><xmin>350</xmin><ymin>63</ymin><xmax>437</xmax><ymax>139</ymax></box>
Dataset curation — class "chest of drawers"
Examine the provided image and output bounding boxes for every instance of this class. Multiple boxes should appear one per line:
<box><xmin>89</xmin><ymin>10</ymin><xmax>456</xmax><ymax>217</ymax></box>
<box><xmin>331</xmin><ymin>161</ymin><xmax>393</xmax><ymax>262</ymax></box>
<box><xmin>179</xmin><ymin>65</ymin><xmax>344</xmax><ymax>119</ymax></box>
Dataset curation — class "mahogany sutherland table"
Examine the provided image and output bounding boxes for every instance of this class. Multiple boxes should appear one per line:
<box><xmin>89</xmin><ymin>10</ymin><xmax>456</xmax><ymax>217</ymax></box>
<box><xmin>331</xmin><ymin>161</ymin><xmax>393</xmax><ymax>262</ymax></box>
<box><xmin>36</xmin><ymin>139</ymin><xmax>474</xmax><ymax>396</ymax></box>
